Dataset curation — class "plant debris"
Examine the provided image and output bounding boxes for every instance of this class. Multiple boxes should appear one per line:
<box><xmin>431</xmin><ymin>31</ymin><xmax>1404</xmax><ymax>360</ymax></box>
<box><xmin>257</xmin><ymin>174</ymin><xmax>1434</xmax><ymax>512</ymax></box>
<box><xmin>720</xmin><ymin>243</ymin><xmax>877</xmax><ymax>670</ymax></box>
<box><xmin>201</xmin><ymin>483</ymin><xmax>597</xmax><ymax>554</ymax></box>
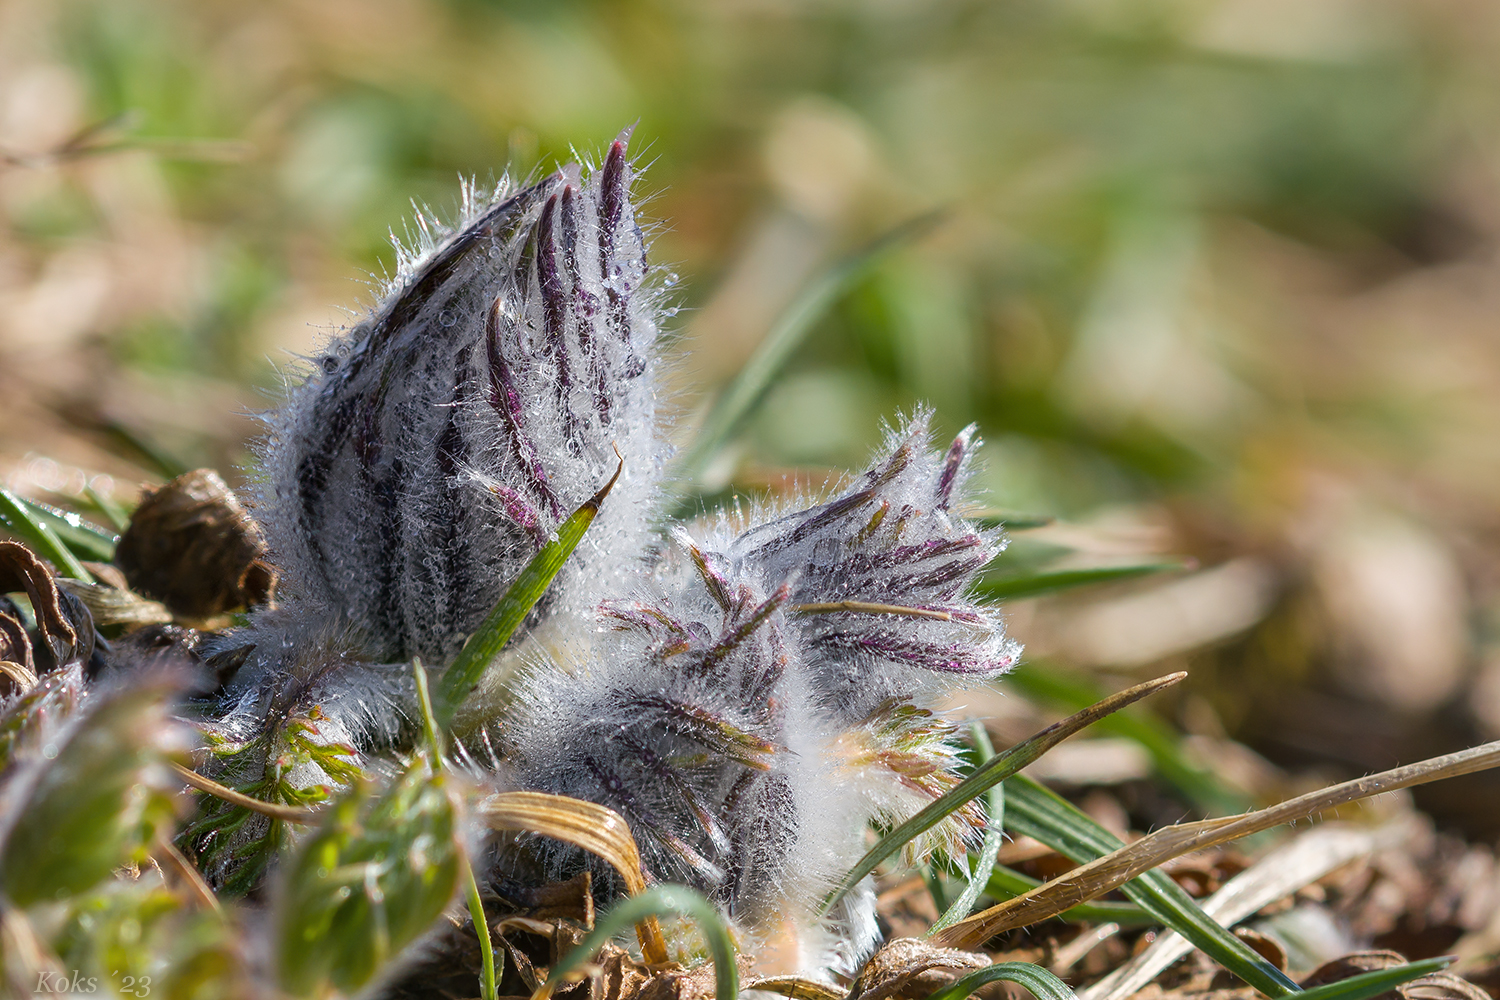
<box><xmin>113</xmin><ymin>467</ymin><xmax>277</xmax><ymax>620</ymax></box>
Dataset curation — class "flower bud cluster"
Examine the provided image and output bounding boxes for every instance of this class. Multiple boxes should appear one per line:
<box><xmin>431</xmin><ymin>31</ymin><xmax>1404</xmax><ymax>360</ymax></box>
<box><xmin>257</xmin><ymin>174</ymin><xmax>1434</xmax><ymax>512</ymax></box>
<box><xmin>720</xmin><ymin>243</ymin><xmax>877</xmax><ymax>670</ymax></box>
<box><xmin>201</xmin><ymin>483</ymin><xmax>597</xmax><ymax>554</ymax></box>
<box><xmin>215</xmin><ymin>131</ymin><xmax>1020</xmax><ymax>970</ymax></box>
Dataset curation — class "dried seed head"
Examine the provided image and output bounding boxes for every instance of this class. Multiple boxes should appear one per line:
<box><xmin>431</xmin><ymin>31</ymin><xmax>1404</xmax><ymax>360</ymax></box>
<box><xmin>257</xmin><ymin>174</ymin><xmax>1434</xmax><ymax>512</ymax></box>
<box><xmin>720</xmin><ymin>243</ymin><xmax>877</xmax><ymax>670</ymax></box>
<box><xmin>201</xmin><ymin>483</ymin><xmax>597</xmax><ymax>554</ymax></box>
<box><xmin>114</xmin><ymin>468</ymin><xmax>277</xmax><ymax>621</ymax></box>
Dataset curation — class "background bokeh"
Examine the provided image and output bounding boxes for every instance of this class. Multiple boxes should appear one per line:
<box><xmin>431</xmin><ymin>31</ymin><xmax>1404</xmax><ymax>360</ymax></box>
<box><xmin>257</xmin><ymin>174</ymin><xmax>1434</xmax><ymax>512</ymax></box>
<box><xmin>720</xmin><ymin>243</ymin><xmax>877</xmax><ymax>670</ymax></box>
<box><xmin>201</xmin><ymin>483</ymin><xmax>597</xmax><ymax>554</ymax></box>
<box><xmin>6</xmin><ymin>0</ymin><xmax>1500</xmax><ymax>831</ymax></box>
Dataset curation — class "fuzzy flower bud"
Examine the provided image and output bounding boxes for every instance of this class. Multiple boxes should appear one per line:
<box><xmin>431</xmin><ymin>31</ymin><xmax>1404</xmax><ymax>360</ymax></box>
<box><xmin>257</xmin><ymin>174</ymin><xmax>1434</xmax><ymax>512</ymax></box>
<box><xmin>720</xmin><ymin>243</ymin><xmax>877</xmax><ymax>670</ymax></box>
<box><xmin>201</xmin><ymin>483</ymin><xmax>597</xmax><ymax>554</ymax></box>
<box><xmin>195</xmin><ymin>131</ymin><xmax>1022</xmax><ymax>977</ymax></box>
<box><xmin>500</xmin><ymin>413</ymin><xmax>1018</xmax><ymax>970</ymax></box>
<box><xmin>254</xmin><ymin>132</ymin><xmax>664</xmax><ymax>668</ymax></box>
<box><xmin>220</xmin><ymin>133</ymin><xmax>668</xmax><ymax>738</ymax></box>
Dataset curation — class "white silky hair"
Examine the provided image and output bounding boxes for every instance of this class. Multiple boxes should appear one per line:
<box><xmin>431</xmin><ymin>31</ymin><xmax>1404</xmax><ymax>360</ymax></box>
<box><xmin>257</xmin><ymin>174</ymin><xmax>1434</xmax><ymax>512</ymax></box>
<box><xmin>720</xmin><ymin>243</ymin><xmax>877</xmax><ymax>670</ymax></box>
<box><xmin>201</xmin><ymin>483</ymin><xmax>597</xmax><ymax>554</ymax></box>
<box><xmin>206</xmin><ymin>130</ymin><xmax>1021</xmax><ymax>977</ymax></box>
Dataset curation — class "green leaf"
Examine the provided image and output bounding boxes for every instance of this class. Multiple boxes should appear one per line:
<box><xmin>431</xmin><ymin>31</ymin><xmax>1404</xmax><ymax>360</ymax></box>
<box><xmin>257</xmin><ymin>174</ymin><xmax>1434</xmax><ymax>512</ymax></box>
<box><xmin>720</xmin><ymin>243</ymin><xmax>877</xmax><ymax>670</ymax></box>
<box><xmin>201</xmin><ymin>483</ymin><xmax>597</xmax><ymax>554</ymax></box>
<box><xmin>974</xmin><ymin>562</ymin><xmax>1185</xmax><ymax>601</ymax></box>
<box><xmin>1295</xmin><ymin>958</ymin><xmax>1452</xmax><ymax>1000</ymax></box>
<box><xmin>436</xmin><ymin>459</ymin><xmax>621</xmax><ymax>731</ymax></box>
<box><xmin>0</xmin><ymin>487</ymin><xmax>97</xmax><ymax>582</ymax></box>
<box><xmin>84</xmin><ymin>482</ymin><xmax>133</xmax><ymax>532</ymax></box>
<box><xmin>179</xmin><ymin>710</ymin><xmax>365</xmax><ymax>897</ymax></box>
<box><xmin>412</xmin><ymin>657</ymin><xmax>501</xmax><ymax>1000</ymax></box>
<box><xmin>819</xmin><ymin>672</ymin><xmax>1185</xmax><ymax>917</ymax></box>
<box><xmin>541</xmin><ymin>884</ymin><xmax>738</xmax><ymax>1000</ymax></box>
<box><xmin>0</xmin><ymin>677</ymin><xmax>185</xmax><ymax>906</ymax></box>
<box><xmin>928</xmin><ymin>724</ymin><xmax>1005</xmax><ymax>935</ymax></box>
<box><xmin>275</xmin><ymin>762</ymin><xmax>462</xmax><ymax>997</ymax></box>
<box><xmin>1001</xmin><ymin>775</ymin><xmax>1300</xmax><ymax>998</ymax></box>
<box><xmin>972</xmin><ymin>512</ymin><xmax>1055</xmax><ymax>532</ymax></box>
<box><xmin>673</xmin><ymin>211</ymin><xmax>943</xmax><ymax>489</ymax></box>
<box><xmin>1006</xmin><ymin>661</ymin><xmax>1245</xmax><ymax>815</ymax></box>
<box><xmin>52</xmin><ymin>879</ymin><xmax>241</xmax><ymax>996</ymax></box>
<box><xmin>0</xmin><ymin>492</ymin><xmax>118</xmax><ymax>562</ymax></box>
<box><xmin>927</xmin><ymin>963</ymin><xmax>1079</xmax><ymax>1000</ymax></box>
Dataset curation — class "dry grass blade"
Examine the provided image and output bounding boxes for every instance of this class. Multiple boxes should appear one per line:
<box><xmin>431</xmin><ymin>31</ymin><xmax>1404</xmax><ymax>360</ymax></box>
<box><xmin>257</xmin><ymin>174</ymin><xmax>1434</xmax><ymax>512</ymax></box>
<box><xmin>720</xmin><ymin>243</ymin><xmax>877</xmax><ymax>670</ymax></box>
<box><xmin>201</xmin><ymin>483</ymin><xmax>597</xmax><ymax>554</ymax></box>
<box><xmin>1079</xmin><ymin>825</ymin><xmax>1380</xmax><ymax>1000</ymax></box>
<box><xmin>171</xmin><ymin>761</ymin><xmax>320</xmax><ymax>825</ymax></box>
<box><xmin>56</xmin><ymin>577</ymin><xmax>172</xmax><ymax>631</ymax></box>
<box><xmin>0</xmin><ymin>659</ymin><xmax>38</xmax><ymax>696</ymax></box>
<box><xmin>478</xmin><ymin>790</ymin><xmax>669</xmax><ymax>965</ymax></box>
<box><xmin>156</xmin><ymin>837</ymin><xmax>224</xmax><ymax>915</ymax></box>
<box><xmin>935</xmin><ymin>740</ymin><xmax>1500</xmax><ymax>949</ymax></box>
<box><xmin>744</xmin><ymin>977</ymin><xmax>848</xmax><ymax>1000</ymax></box>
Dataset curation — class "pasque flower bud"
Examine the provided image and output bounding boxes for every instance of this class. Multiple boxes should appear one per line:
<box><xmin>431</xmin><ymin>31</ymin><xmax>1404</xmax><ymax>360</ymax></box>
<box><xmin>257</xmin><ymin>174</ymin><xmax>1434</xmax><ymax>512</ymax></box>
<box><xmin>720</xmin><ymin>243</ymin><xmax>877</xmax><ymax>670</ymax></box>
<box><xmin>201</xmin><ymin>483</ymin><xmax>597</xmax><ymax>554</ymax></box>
<box><xmin>215</xmin><ymin>132</ymin><xmax>671</xmax><ymax>750</ymax></box>
<box><xmin>258</xmin><ymin>132</ymin><xmax>665</xmax><ymax>667</ymax></box>
<box><xmin>502</xmin><ymin>412</ymin><xmax>1018</xmax><ymax>968</ymax></box>
<box><xmin>209</xmin><ymin>129</ymin><xmax>1020</xmax><ymax>973</ymax></box>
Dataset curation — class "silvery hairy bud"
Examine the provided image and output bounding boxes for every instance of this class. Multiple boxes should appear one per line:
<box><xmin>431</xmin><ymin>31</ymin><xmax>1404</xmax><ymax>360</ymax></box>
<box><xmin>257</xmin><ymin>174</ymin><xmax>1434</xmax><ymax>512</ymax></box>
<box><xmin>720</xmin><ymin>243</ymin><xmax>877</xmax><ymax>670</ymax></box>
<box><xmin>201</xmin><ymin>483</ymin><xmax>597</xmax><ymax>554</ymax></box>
<box><xmin>259</xmin><ymin>130</ymin><xmax>664</xmax><ymax>665</ymax></box>
<box><xmin>202</xmin><ymin>129</ymin><xmax>1022</xmax><ymax>975</ymax></box>
<box><xmin>501</xmin><ymin>413</ymin><xmax>1018</xmax><ymax>970</ymax></box>
<box><xmin>219</xmin><ymin>132</ymin><xmax>669</xmax><ymax>744</ymax></box>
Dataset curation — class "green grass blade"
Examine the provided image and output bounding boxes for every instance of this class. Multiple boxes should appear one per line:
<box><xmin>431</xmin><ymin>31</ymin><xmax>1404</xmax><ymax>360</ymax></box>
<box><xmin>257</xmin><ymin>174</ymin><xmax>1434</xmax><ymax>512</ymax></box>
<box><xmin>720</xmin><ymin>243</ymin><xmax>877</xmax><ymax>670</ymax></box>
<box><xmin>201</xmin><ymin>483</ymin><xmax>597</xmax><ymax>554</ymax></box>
<box><xmin>944</xmin><ymin>744</ymin><xmax>1500</xmax><ymax>953</ymax></box>
<box><xmin>0</xmin><ymin>493</ymin><xmax>117</xmax><ymax>562</ymax></box>
<box><xmin>985</xmin><ymin>866</ymin><xmax>1155</xmax><ymax>926</ymax></box>
<box><xmin>96</xmin><ymin>418</ymin><xmax>189</xmax><ymax>481</ymax></box>
<box><xmin>927</xmin><ymin>962</ymin><xmax>1078</xmax><ymax>1000</ymax></box>
<box><xmin>673</xmin><ymin>211</ymin><xmax>942</xmax><ymax>488</ymax></box>
<box><xmin>973</xmin><ymin>512</ymin><xmax>1055</xmax><ymax>531</ymax></box>
<box><xmin>0</xmin><ymin>487</ymin><xmax>96</xmax><ymax>582</ymax></box>
<box><xmin>1001</xmin><ymin>775</ymin><xmax>1300</xmax><ymax>997</ymax></box>
<box><xmin>84</xmin><ymin>482</ymin><xmax>132</xmax><ymax>532</ymax></box>
<box><xmin>414</xmin><ymin>656</ymin><xmax>497</xmax><ymax>1000</ymax></box>
<box><xmin>923</xmin><ymin>863</ymin><xmax>951</xmax><ymax>913</ymax></box>
<box><xmin>818</xmin><ymin>672</ymin><xmax>1185</xmax><ymax>917</ymax></box>
<box><xmin>1295</xmin><ymin>958</ymin><xmax>1452</xmax><ymax>1000</ymax></box>
<box><xmin>928</xmin><ymin>725</ymin><xmax>1005</xmax><ymax>935</ymax></box>
<box><xmin>464</xmin><ymin>862</ymin><xmax>500</xmax><ymax>1000</ymax></box>
<box><xmin>540</xmin><ymin>884</ymin><xmax>737</xmax><ymax>1000</ymax></box>
<box><xmin>435</xmin><ymin>461</ymin><xmax>621</xmax><ymax>730</ymax></box>
<box><xmin>1006</xmin><ymin>662</ymin><xmax>1245</xmax><ymax>815</ymax></box>
<box><xmin>974</xmin><ymin>562</ymin><xmax>1185</xmax><ymax>601</ymax></box>
<box><xmin>411</xmin><ymin>656</ymin><xmax>444</xmax><ymax>763</ymax></box>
